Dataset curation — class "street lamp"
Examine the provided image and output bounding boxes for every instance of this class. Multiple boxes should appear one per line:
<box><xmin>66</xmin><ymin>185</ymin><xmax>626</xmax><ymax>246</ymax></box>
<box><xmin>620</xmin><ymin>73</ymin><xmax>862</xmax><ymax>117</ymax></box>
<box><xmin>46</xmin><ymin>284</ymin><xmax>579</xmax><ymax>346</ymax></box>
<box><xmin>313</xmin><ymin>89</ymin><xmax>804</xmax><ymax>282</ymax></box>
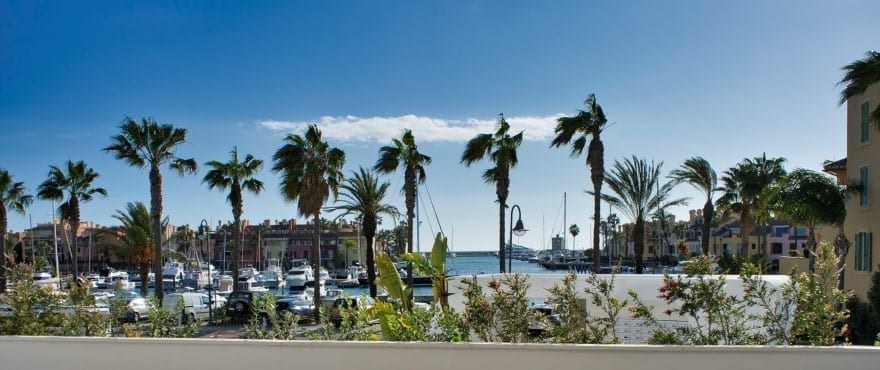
<box><xmin>200</xmin><ymin>219</ymin><xmax>213</xmax><ymax>324</ymax></box>
<box><xmin>508</xmin><ymin>204</ymin><xmax>528</xmax><ymax>273</ymax></box>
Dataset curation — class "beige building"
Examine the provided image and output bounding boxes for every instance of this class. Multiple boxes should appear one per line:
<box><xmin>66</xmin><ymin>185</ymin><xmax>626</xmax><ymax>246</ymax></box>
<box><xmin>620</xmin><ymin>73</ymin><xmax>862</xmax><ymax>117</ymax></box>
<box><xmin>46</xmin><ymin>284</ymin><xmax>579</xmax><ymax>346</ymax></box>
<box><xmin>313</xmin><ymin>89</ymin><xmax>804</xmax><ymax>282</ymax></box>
<box><xmin>832</xmin><ymin>80</ymin><xmax>880</xmax><ymax>299</ymax></box>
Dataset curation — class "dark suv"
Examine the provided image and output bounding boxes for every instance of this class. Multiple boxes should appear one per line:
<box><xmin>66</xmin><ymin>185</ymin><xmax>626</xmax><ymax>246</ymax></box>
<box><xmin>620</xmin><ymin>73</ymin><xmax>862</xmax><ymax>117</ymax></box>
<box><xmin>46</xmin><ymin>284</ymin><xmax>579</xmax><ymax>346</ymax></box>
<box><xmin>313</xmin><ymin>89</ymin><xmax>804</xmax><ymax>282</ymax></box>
<box><xmin>226</xmin><ymin>291</ymin><xmax>272</xmax><ymax>322</ymax></box>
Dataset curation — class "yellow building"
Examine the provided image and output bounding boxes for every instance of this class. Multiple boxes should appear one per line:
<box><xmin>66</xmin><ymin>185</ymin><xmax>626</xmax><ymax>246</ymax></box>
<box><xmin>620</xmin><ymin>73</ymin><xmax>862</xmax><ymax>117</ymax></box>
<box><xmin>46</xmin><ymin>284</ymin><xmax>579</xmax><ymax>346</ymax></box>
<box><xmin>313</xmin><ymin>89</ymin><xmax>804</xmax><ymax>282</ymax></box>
<box><xmin>832</xmin><ymin>80</ymin><xmax>880</xmax><ymax>299</ymax></box>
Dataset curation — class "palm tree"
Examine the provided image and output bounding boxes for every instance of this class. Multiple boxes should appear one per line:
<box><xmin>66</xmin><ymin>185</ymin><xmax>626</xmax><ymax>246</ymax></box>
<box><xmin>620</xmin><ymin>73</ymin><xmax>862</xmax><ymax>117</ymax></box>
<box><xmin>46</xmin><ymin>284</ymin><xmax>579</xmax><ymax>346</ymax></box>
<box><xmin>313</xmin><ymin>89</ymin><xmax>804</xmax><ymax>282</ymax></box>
<box><xmin>552</xmin><ymin>94</ymin><xmax>608</xmax><ymax>273</ymax></box>
<box><xmin>765</xmin><ymin>169</ymin><xmax>849</xmax><ymax>271</ymax></box>
<box><xmin>326</xmin><ymin>167</ymin><xmax>399</xmax><ymax>298</ymax></box>
<box><xmin>716</xmin><ymin>154</ymin><xmax>786</xmax><ymax>257</ymax></box>
<box><xmin>598</xmin><ymin>156</ymin><xmax>686</xmax><ymax>273</ymax></box>
<box><xmin>0</xmin><ymin>169</ymin><xmax>34</xmax><ymax>293</ymax></box>
<box><xmin>272</xmin><ymin>124</ymin><xmax>345</xmax><ymax>319</ymax></box>
<box><xmin>840</xmin><ymin>51</ymin><xmax>880</xmax><ymax>126</ymax></box>
<box><xmin>104</xmin><ymin>117</ymin><xmax>197</xmax><ymax>301</ymax></box>
<box><xmin>669</xmin><ymin>157</ymin><xmax>719</xmax><ymax>256</ymax></box>
<box><xmin>203</xmin><ymin>146</ymin><xmax>265</xmax><ymax>286</ymax></box>
<box><xmin>461</xmin><ymin>114</ymin><xmax>524</xmax><ymax>273</ymax></box>
<box><xmin>373</xmin><ymin>129</ymin><xmax>431</xmax><ymax>287</ymax></box>
<box><xmin>569</xmin><ymin>224</ymin><xmax>580</xmax><ymax>251</ymax></box>
<box><xmin>111</xmin><ymin>202</ymin><xmax>168</xmax><ymax>297</ymax></box>
<box><xmin>37</xmin><ymin>160</ymin><xmax>107</xmax><ymax>278</ymax></box>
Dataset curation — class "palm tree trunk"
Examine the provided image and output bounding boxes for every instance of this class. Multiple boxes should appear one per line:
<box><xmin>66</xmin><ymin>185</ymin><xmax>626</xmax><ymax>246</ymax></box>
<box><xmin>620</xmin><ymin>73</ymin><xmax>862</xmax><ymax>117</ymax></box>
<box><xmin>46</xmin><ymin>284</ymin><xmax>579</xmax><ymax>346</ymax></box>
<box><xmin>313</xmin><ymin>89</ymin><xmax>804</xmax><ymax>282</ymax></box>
<box><xmin>365</xmin><ymin>217</ymin><xmax>377</xmax><ymax>298</ymax></box>
<box><xmin>592</xmin><ymin>185</ymin><xmax>601</xmax><ymax>273</ymax></box>
<box><xmin>405</xmin><ymin>168</ymin><xmax>416</xmax><ymax>288</ymax></box>
<box><xmin>498</xmin><ymin>197</ymin><xmax>507</xmax><ymax>273</ymax></box>
<box><xmin>312</xmin><ymin>213</ymin><xmax>322</xmax><ymax>323</ymax></box>
<box><xmin>497</xmin><ymin>173</ymin><xmax>509</xmax><ymax>273</ymax></box>
<box><xmin>634</xmin><ymin>218</ymin><xmax>645</xmax><ymax>274</ymax></box>
<box><xmin>702</xmin><ymin>201</ymin><xmax>713</xmax><ymax>255</ymax></box>
<box><xmin>150</xmin><ymin>165</ymin><xmax>164</xmax><ymax>302</ymax></box>
<box><xmin>69</xmin><ymin>197</ymin><xmax>80</xmax><ymax>279</ymax></box>
<box><xmin>0</xmin><ymin>202</ymin><xmax>7</xmax><ymax>293</ymax></box>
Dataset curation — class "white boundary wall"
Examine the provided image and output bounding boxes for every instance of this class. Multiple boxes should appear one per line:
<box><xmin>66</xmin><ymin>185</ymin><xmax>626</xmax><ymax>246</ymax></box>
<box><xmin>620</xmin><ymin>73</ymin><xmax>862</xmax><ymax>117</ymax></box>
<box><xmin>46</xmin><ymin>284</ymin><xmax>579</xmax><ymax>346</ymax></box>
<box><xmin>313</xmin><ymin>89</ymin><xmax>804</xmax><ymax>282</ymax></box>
<box><xmin>446</xmin><ymin>273</ymin><xmax>790</xmax><ymax>343</ymax></box>
<box><xmin>1</xmin><ymin>337</ymin><xmax>879</xmax><ymax>370</ymax></box>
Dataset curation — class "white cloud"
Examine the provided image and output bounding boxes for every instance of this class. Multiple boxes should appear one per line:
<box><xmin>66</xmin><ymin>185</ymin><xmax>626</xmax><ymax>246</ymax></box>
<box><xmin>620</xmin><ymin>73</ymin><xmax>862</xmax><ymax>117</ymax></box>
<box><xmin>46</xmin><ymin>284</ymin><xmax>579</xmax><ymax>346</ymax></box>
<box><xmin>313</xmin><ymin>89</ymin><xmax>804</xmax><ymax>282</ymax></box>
<box><xmin>258</xmin><ymin>114</ymin><xmax>563</xmax><ymax>143</ymax></box>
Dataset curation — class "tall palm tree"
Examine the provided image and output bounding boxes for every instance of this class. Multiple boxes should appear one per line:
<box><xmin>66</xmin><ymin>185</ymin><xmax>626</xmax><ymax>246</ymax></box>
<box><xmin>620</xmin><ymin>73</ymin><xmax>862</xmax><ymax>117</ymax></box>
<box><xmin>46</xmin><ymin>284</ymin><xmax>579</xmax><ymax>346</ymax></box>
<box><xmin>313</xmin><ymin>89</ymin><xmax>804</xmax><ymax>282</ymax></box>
<box><xmin>111</xmin><ymin>202</ymin><xmax>168</xmax><ymax>297</ymax></box>
<box><xmin>717</xmin><ymin>154</ymin><xmax>786</xmax><ymax>257</ymax></box>
<box><xmin>37</xmin><ymin>160</ymin><xmax>107</xmax><ymax>278</ymax></box>
<box><xmin>552</xmin><ymin>94</ymin><xmax>608</xmax><ymax>273</ymax></box>
<box><xmin>569</xmin><ymin>224</ymin><xmax>580</xmax><ymax>251</ymax></box>
<box><xmin>840</xmin><ymin>51</ymin><xmax>880</xmax><ymax>126</ymax></box>
<box><xmin>0</xmin><ymin>169</ymin><xmax>34</xmax><ymax>292</ymax></box>
<box><xmin>669</xmin><ymin>157</ymin><xmax>719</xmax><ymax>256</ymax></box>
<box><xmin>598</xmin><ymin>156</ymin><xmax>686</xmax><ymax>273</ymax></box>
<box><xmin>326</xmin><ymin>167</ymin><xmax>399</xmax><ymax>298</ymax></box>
<box><xmin>104</xmin><ymin>117</ymin><xmax>197</xmax><ymax>301</ymax></box>
<box><xmin>373</xmin><ymin>129</ymin><xmax>431</xmax><ymax>287</ymax></box>
<box><xmin>461</xmin><ymin>114</ymin><xmax>523</xmax><ymax>273</ymax></box>
<box><xmin>272</xmin><ymin>124</ymin><xmax>345</xmax><ymax>318</ymax></box>
<box><xmin>203</xmin><ymin>146</ymin><xmax>265</xmax><ymax>285</ymax></box>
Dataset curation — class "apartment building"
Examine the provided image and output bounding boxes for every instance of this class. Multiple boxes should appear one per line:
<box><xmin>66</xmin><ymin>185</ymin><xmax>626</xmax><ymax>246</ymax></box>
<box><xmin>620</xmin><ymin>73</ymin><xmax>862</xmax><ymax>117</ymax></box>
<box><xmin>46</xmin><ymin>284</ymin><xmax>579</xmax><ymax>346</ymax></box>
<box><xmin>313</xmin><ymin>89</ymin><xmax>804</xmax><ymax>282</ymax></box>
<box><xmin>829</xmin><ymin>80</ymin><xmax>880</xmax><ymax>299</ymax></box>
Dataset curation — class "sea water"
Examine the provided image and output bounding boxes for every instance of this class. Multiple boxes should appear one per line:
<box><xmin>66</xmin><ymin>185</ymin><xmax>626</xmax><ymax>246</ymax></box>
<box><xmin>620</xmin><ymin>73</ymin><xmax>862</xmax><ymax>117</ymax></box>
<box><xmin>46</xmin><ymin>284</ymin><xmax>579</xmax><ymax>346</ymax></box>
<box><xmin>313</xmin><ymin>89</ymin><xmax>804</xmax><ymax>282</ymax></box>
<box><xmin>337</xmin><ymin>255</ymin><xmax>558</xmax><ymax>297</ymax></box>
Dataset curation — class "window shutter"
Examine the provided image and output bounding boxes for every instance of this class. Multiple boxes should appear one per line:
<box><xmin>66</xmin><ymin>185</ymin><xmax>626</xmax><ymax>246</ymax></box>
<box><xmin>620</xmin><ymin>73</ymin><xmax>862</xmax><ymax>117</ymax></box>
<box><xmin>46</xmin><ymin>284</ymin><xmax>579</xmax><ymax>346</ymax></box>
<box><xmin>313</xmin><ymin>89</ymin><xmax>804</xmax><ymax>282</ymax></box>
<box><xmin>869</xmin><ymin>232</ymin><xmax>874</xmax><ymax>272</ymax></box>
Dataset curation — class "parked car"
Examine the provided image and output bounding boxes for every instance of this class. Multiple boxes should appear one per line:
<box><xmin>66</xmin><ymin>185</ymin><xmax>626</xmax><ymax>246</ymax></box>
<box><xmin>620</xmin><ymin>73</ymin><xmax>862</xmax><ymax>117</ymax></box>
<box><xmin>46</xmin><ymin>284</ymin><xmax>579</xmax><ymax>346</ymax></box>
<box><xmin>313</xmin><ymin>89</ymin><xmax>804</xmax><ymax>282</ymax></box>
<box><xmin>329</xmin><ymin>296</ymin><xmax>375</xmax><ymax>327</ymax></box>
<box><xmin>276</xmin><ymin>296</ymin><xmax>315</xmax><ymax>322</ymax></box>
<box><xmin>225</xmin><ymin>290</ymin><xmax>272</xmax><ymax>322</ymax></box>
<box><xmin>163</xmin><ymin>292</ymin><xmax>212</xmax><ymax>323</ymax></box>
<box><xmin>118</xmin><ymin>297</ymin><xmax>149</xmax><ymax>323</ymax></box>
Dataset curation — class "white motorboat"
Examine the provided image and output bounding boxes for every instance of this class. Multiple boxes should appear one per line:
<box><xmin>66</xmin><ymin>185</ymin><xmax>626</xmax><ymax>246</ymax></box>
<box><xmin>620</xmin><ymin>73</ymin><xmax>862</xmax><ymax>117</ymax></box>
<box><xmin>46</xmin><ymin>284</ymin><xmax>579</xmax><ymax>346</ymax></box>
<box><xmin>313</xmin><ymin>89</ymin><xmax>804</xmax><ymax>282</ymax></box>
<box><xmin>259</xmin><ymin>259</ymin><xmax>285</xmax><ymax>289</ymax></box>
<box><xmin>285</xmin><ymin>264</ymin><xmax>314</xmax><ymax>293</ymax></box>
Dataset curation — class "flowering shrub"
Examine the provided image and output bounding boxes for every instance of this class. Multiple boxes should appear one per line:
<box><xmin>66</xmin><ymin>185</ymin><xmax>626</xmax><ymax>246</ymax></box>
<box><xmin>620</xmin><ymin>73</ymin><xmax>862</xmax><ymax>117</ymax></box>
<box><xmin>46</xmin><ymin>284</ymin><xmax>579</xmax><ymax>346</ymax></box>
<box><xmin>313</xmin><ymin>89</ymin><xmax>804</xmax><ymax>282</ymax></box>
<box><xmin>459</xmin><ymin>274</ymin><xmax>531</xmax><ymax>342</ymax></box>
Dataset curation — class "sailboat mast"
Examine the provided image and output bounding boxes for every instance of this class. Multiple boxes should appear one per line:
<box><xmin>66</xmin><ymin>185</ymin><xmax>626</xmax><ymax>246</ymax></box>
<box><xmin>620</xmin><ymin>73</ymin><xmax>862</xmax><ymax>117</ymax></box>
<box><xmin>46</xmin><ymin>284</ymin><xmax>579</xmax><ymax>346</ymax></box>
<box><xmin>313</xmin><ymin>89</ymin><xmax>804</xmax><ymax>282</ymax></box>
<box><xmin>563</xmin><ymin>192</ymin><xmax>567</xmax><ymax>252</ymax></box>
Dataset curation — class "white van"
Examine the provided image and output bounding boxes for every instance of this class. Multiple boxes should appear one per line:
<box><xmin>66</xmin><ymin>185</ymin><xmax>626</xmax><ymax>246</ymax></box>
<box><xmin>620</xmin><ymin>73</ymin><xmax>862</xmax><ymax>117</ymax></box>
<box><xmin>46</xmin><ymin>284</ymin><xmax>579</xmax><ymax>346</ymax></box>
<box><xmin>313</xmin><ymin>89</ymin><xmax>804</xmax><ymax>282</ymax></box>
<box><xmin>162</xmin><ymin>292</ymin><xmax>213</xmax><ymax>323</ymax></box>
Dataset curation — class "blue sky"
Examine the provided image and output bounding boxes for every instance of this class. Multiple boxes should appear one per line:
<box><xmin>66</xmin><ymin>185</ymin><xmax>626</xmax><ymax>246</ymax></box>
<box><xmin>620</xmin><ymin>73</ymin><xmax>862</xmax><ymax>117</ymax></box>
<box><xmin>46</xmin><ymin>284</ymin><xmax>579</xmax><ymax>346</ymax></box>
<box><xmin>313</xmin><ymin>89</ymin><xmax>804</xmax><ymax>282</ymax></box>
<box><xmin>1</xmin><ymin>1</ymin><xmax>877</xmax><ymax>251</ymax></box>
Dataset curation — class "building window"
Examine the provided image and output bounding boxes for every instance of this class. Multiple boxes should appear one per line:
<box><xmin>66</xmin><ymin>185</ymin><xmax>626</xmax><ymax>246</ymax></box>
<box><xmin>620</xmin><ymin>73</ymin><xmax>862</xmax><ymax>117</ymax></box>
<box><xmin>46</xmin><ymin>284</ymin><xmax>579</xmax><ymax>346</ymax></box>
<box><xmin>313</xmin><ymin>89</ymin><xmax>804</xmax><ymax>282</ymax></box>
<box><xmin>789</xmin><ymin>243</ymin><xmax>797</xmax><ymax>250</ymax></box>
<box><xmin>771</xmin><ymin>243</ymin><xmax>783</xmax><ymax>254</ymax></box>
<box><xmin>860</xmin><ymin>166</ymin><xmax>870</xmax><ymax>208</ymax></box>
<box><xmin>855</xmin><ymin>232</ymin><xmax>873</xmax><ymax>272</ymax></box>
<box><xmin>861</xmin><ymin>101</ymin><xmax>871</xmax><ymax>143</ymax></box>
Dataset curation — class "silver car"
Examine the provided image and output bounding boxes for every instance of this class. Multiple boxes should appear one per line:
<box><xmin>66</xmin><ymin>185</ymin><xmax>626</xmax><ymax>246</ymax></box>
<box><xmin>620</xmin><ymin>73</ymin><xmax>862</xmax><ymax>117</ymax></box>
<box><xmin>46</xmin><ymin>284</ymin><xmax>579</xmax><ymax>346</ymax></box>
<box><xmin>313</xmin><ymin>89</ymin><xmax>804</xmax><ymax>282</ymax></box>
<box><xmin>119</xmin><ymin>297</ymin><xmax>149</xmax><ymax>322</ymax></box>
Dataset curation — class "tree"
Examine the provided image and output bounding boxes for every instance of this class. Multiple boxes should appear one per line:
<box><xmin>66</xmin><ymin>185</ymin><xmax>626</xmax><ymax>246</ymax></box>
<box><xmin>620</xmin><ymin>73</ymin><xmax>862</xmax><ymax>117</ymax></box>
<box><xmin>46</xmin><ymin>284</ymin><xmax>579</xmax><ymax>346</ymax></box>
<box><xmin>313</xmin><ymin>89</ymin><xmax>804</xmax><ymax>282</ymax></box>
<box><xmin>552</xmin><ymin>94</ymin><xmax>608</xmax><ymax>273</ymax></box>
<box><xmin>840</xmin><ymin>51</ymin><xmax>880</xmax><ymax>126</ymax></box>
<box><xmin>669</xmin><ymin>157</ymin><xmax>719</xmax><ymax>256</ymax></box>
<box><xmin>37</xmin><ymin>160</ymin><xmax>107</xmax><ymax>279</ymax></box>
<box><xmin>598</xmin><ymin>156</ymin><xmax>686</xmax><ymax>273</ymax></box>
<box><xmin>272</xmin><ymin>124</ymin><xmax>345</xmax><ymax>319</ymax></box>
<box><xmin>203</xmin><ymin>146</ymin><xmax>265</xmax><ymax>286</ymax></box>
<box><xmin>716</xmin><ymin>154</ymin><xmax>786</xmax><ymax>257</ymax></box>
<box><xmin>764</xmin><ymin>169</ymin><xmax>848</xmax><ymax>271</ymax></box>
<box><xmin>461</xmin><ymin>114</ymin><xmax>523</xmax><ymax>273</ymax></box>
<box><xmin>374</xmin><ymin>129</ymin><xmax>431</xmax><ymax>287</ymax></box>
<box><xmin>111</xmin><ymin>202</ymin><xmax>168</xmax><ymax>297</ymax></box>
<box><xmin>104</xmin><ymin>117</ymin><xmax>197</xmax><ymax>302</ymax></box>
<box><xmin>0</xmin><ymin>169</ymin><xmax>33</xmax><ymax>293</ymax></box>
<box><xmin>569</xmin><ymin>224</ymin><xmax>580</xmax><ymax>252</ymax></box>
<box><xmin>326</xmin><ymin>167</ymin><xmax>399</xmax><ymax>298</ymax></box>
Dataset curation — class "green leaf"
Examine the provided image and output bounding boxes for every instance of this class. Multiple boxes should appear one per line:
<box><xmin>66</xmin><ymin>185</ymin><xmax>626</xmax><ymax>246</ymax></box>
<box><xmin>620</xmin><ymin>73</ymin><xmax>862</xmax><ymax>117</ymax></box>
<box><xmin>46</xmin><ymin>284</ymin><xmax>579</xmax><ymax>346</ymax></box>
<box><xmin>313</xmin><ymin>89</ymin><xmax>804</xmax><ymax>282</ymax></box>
<box><xmin>376</xmin><ymin>252</ymin><xmax>410</xmax><ymax>311</ymax></box>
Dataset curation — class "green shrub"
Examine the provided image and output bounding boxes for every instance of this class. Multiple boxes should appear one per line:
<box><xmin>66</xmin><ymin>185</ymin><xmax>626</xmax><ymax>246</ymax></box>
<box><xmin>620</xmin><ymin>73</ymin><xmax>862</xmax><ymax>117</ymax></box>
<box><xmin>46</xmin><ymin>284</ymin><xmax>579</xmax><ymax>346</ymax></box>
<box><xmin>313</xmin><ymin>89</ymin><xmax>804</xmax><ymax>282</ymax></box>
<box><xmin>143</xmin><ymin>296</ymin><xmax>199</xmax><ymax>338</ymax></box>
<box><xmin>459</xmin><ymin>274</ymin><xmax>531</xmax><ymax>343</ymax></box>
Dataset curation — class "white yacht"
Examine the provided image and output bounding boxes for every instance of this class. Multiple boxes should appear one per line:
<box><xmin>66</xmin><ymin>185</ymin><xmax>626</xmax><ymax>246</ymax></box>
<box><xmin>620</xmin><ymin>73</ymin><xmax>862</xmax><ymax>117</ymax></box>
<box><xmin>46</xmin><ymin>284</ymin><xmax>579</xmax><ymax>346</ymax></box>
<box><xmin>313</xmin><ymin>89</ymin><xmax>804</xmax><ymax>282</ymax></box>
<box><xmin>258</xmin><ymin>258</ymin><xmax>285</xmax><ymax>289</ymax></box>
<box><xmin>285</xmin><ymin>266</ymin><xmax>314</xmax><ymax>293</ymax></box>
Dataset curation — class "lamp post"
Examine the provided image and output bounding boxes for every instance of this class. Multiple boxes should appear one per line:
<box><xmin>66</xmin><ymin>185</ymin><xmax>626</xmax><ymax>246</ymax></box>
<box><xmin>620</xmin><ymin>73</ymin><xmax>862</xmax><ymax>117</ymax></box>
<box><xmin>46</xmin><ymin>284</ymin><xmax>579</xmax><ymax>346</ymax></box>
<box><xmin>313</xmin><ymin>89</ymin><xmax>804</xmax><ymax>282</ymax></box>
<box><xmin>508</xmin><ymin>205</ymin><xmax>528</xmax><ymax>273</ymax></box>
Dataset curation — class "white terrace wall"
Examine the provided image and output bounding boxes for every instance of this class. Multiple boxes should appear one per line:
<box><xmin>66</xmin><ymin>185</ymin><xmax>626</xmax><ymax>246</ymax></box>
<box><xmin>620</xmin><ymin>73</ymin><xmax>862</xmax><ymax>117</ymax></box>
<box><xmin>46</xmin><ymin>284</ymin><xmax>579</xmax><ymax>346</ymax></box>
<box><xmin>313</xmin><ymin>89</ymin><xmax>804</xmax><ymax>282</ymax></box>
<box><xmin>1</xmin><ymin>337</ymin><xmax>879</xmax><ymax>370</ymax></box>
<box><xmin>446</xmin><ymin>273</ymin><xmax>790</xmax><ymax>343</ymax></box>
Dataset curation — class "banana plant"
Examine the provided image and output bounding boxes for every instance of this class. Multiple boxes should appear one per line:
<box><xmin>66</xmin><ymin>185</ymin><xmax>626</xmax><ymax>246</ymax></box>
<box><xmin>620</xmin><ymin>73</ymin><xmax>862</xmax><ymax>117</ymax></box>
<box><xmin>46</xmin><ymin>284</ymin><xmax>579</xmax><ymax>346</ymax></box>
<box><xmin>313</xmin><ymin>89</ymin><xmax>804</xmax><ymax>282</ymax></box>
<box><xmin>375</xmin><ymin>251</ymin><xmax>412</xmax><ymax>311</ymax></box>
<box><xmin>402</xmin><ymin>232</ymin><xmax>449</xmax><ymax>308</ymax></box>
